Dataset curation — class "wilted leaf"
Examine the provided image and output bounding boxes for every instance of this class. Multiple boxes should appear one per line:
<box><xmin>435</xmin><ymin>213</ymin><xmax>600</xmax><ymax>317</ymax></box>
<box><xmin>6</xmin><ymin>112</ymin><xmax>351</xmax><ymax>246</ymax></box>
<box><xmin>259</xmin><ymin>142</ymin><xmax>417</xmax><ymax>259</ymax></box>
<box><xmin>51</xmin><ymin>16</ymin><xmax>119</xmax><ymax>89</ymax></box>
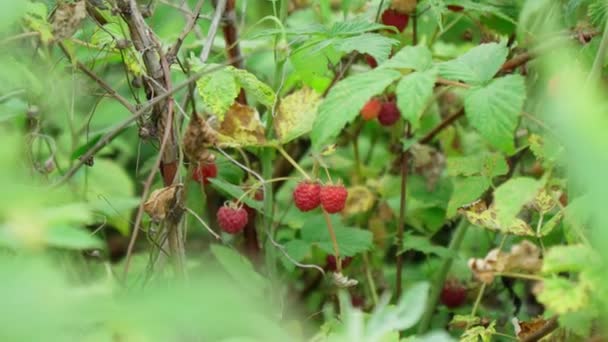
<box><xmin>447</xmin><ymin>176</ymin><xmax>490</xmax><ymax>218</ymax></box>
<box><xmin>493</xmin><ymin>177</ymin><xmax>543</xmax><ymax>226</ymax></box>
<box><xmin>216</xmin><ymin>103</ymin><xmax>268</xmax><ymax>147</ymax></box>
<box><xmin>274</xmin><ymin>87</ymin><xmax>321</xmax><ymax>143</ymax></box>
<box><xmin>514</xmin><ymin>317</ymin><xmax>551</xmax><ymax>341</ymax></box>
<box><xmin>343</xmin><ymin>185</ymin><xmax>375</xmax><ymax>216</ymax></box>
<box><xmin>532</xmin><ymin>188</ymin><xmax>557</xmax><ymax>213</ymax></box>
<box><xmin>183</xmin><ymin>113</ymin><xmax>217</xmax><ymax>163</ymax></box>
<box><xmin>460</xmin><ymin>321</ymin><xmax>496</xmax><ymax>342</ymax></box>
<box><xmin>143</xmin><ymin>185</ymin><xmax>180</xmax><ymax>222</ymax></box>
<box><xmin>463</xmin><ymin>203</ymin><xmax>535</xmax><ymax>236</ymax></box>
<box><xmin>197</xmin><ymin>67</ymin><xmax>239</xmax><ymax>119</ymax></box>
<box><xmin>468</xmin><ymin>240</ymin><xmax>542</xmax><ymax>284</ymax></box>
<box><xmin>50</xmin><ymin>0</ymin><xmax>86</xmax><ymax>40</ymax></box>
<box><xmin>537</xmin><ymin>277</ymin><xmax>589</xmax><ymax>314</ymax></box>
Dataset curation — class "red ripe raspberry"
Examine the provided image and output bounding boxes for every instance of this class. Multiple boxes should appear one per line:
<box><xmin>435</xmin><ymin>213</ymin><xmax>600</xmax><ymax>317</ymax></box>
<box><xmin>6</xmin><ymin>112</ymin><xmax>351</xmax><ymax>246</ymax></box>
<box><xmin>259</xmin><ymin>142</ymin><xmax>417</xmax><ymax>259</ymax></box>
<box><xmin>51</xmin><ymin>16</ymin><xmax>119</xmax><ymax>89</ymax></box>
<box><xmin>192</xmin><ymin>162</ymin><xmax>218</xmax><ymax>185</ymax></box>
<box><xmin>293</xmin><ymin>181</ymin><xmax>321</xmax><ymax>212</ymax></box>
<box><xmin>440</xmin><ymin>280</ymin><xmax>467</xmax><ymax>308</ymax></box>
<box><xmin>378</xmin><ymin>101</ymin><xmax>400</xmax><ymax>126</ymax></box>
<box><xmin>326</xmin><ymin>255</ymin><xmax>352</xmax><ymax>272</ymax></box>
<box><xmin>350</xmin><ymin>293</ymin><xmax>365</xmax><ymax>308</ymax></box>
<box><xmin>447</xmin><ymin>5</ymin><xmax>464</xmax><ymax>12</ymax></box>
<box><xmin>320</xmin><ymin>184</ymin><xmax>348</xmax><ymax>213</ymax></box>
<box><xmin>361</xmin><ymin>99</ymin><xmax>382</xmax><ymax>121</ymax></box>
<box><xmin>217</xmin><ymin>203</ymin><xmax>248</xmax><ymax>234</ymax></box>
<box><xmin>364</xmin><ymin>54</ymin><xmax>378</xmax><ymax>68</ymax></box>
<box><xmin>381</xmin><ymin>9</ymin><xmax>410</xmax><ymax>32</ymax></box>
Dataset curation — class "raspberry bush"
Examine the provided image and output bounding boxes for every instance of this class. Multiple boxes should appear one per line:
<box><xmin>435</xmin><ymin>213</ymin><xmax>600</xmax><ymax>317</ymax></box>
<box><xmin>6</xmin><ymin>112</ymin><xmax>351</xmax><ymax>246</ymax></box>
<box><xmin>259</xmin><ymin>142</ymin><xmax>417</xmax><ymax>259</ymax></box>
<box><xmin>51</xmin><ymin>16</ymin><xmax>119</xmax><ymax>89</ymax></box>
<box><xmin>0</xmin><ymin>0</ymin><xmax>607</xmax><ymax>341</ymax></box>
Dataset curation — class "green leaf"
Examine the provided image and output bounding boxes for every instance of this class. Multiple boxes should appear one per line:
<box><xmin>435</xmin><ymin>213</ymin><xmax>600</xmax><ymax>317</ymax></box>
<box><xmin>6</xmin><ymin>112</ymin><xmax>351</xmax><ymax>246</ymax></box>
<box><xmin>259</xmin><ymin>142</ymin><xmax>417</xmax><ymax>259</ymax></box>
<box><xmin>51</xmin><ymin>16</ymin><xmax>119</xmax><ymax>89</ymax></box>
<box><xmin>493</xmin><ymin>177</ymin><xmax>542</xmax><ymax>226</ymax></box>
<box><xmin>395</xmin><ymin>69</ymin><xmax>438</xmax><ymax>129</ymax></box>
<box><xmin>439</xmin><ymin>43</ymin><xmax>508</xmax><ymax>85</ymax></box>
<box><xmin>538</xmin><ymin>277</ymin><xmax>588</xmax><ymax>314</ymax></box>
<box><xmin>71</xmin><ymin>134</ymin><xmax>102</xmax><ymax>159</ymax></box>
<box><xmin>312</xmin><ymin>68</ymin><xmax>402</xmax><ymax>149</ymax></box>
<box><xmin>301</xmin><ymin>216</ymin><xmax>372</xmax><ymax>256</ymax></box>
<box><xmin>540</xmin><ymin>211</ymin><xmax>563</xmax><ymax>236</ymax></box>
<box><xmin>399</xmin><ymin>232</ymin><xmax>454</xmax><ymax>258</ymax></box>
<box><xmin>382</xmin><ymin>45</ymin><xmax>433</xmax><ymax>71</ymax></box>
<box><xmin>45</xmin><ymin>225</ymin><xmax>103</xmax><ymax>250</ymax></box>
<box><xmin>210</xmin><ymin>245</ymin><xmax>267</xmax><ymax>297</ymax></box>
<box><xmin>446</xmin><ymin>176</ymin><xmax>490</xmax><ymax>218</ymax></box>
<box><xmin>208</xmin><ymin>178</ymin><xmax>263</xmax><ymax>213</ymax></box>
<box><xmin>425</xmin><ymin>0</ymin><xmax>447</xmax><ymax>32</ymax></box>
<box><xmin>446</xmin><ymin>153</ymin><xmax>509</xmax><ymax>178</ymax></box>
<box><xmin>232</xmin><ymin>68</ymin><xmax>276</xmax><ymax>107</ymax></box>
<box><xmin>366</xmin><ymin>282</ymin><xmax>430</xmax><ymax>340</ymax></box>
<box><xmin>542</xmin><ymin>245</ymin><xmax>599</xmax><ymax>274</ymax></box>
<box><xmin>81</xmin><ymin>159</ymin><xmax>136</xmax><ymax>235</ymax></box>
<box><xmin>328</xmin><ymin>20</ymin><xmax>390</xmax><ymax>36</ymax></box>
<box><xmin>280</xmin><ymin>239</ymin><xmax>311</xmax><ymax>271</ymax></box>
<box><xmin>460</xmin><ymin>321</ymin><xmax>496</xmax><ymax>342</ymax></box>
<box><xmin>274</xmin><ymin>87</ymin><xmax>321</xmax><ymax>143</ymax></box>
<box><xmin>196</xmin><ymin>67</ymin><xmax>239</xmax><ymax>120</ymax></box>
<box><xmin>335</xmin><ymin>33</ymin><xmax>399</xmax><ymax>65</ymax></box>
<box><xmin>464</xmin><ymin>75</ymin><xmax>526</xmax><ymax>153</ymax></box>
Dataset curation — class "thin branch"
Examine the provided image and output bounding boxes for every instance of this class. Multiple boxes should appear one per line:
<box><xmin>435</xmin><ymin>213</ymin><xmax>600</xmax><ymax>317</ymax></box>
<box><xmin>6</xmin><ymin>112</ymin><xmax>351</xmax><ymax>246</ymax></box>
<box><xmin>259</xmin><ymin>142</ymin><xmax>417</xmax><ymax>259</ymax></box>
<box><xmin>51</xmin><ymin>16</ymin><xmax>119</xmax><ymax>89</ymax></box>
<box><xmin>200</xmin><ymin>0</ymin><xmax>227</xmax><ymax>62</ymax></box>
<box><xmin>167</xmin><ymin>0</ymin><xmax>206</xmax><ymax>60</ymax></box>
<box><xmin>521</xmin><ymin>316</ymin><xmax>559</xmax><ymax>342</ymax></box>
<box><xmin>419</xmin><ymin>108</ymin><xmax>464</xmax><ymax>144</ymax></box>
<box><xmin>394</xmin><ymin>146</ymin><xmax>409</xmax><ymax>301</ymax></box>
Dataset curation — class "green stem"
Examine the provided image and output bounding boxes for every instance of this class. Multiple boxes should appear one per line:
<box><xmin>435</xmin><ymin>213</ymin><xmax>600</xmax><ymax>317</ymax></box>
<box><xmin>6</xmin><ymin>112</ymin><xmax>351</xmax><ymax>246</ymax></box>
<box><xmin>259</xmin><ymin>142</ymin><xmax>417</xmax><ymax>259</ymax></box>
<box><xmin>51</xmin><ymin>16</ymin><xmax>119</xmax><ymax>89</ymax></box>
<box><xmin>322</xmin><ymin>210</ymin><xmax>342</xmax><ymax>272</ymax></box>
<box><xmin>417</xmin><ymin>219</ymin><xmax>469</xmax><ymax>334</ymax></box>
<box><xmin>363</xmin><ymin>252</ymin><xmax>379</xmax><ymax>306</ymax></box>
<box><xmin>588</xmin><ymin>18</ymin><xmax>608</xmax><ymax>84</ymax></box>
<box><xmin>470</xmin><ymin>282</ymin><xmax>486</xmax><ymax>319</ymax></box>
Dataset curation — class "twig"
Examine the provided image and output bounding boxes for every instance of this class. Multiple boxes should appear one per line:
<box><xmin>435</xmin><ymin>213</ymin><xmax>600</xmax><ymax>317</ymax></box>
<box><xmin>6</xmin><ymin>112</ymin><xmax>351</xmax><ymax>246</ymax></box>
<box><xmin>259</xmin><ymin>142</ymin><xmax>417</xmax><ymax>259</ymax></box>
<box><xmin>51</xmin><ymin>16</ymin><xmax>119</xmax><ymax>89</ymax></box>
<box><xmin>185</xmin><ymin>207</ymin><xmax>220</xmax><ymax>240</ymax></box>
<box><xmin>167</xmin><ymin>0</ymin><xmax>206</xmax><ymax>60</ymax></box>
<box><xmin>419</xmin><ymin>108</ymin><xmax>464</xmax><ymax>144</ymax></box>
<box><xmin>394</xmin><ymin>136</ymin><xmax>410</xmax><ymax>302</ymax></box>
<box><xmin>200</xmin><ymin>0</ymin><xmax>227</xmax><ymax>62</ymax></box>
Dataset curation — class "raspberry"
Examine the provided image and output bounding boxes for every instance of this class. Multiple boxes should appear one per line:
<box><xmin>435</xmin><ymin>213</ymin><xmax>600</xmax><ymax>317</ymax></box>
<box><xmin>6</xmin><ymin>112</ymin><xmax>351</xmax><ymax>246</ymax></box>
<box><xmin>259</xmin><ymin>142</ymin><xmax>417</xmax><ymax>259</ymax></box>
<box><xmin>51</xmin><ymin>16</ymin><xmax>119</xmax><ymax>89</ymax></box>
<box><xmin>378</xmin><ymin>101</ymin><xmax>401</xmax><ymax>126</ymax></box>
<box><xmin>364</xmin><ymin>54</ymin><xmax>378</xmax><ymax>68</ymax></box>
<box><xmin>326</xmin><ymin>255</ymin><xmax>352</xmax><ymax>272</ymax></box>
<box><xmin>293</xmin><ymin>181</ymin><xmax>321</xmax><ymax>212</ymax></box>
<box><xmin>192</xmin><ymin>162</ymin><xmax>218</xmax><ymax>185</ymax></box>
<box><xmin>447</xmin><ymin>5</ymin><xmax>464</xmax><ymax>12</ymax></box>
<box><xmin>320</xmin><ymin>184</ymin><xmax>348</xmax><ymax>213</ymax></box>
<box><xmin>361</xmin><ymin>99</ymin><xmax>382</xmax><ymax>121</ymax></box>
<box><xmin>381</xmin><ymin>9</ymin><xmax>410</xmax><ymax>33</ymax></box>
<box><xmin>217</xmin><ymin>203</ymin><xmax>248</xmax><ymax>234</ymax></box>
<box><xmin>440</xmin><ymin>279</ymin><xmax>467</xmax><ymax>308</ymax></box>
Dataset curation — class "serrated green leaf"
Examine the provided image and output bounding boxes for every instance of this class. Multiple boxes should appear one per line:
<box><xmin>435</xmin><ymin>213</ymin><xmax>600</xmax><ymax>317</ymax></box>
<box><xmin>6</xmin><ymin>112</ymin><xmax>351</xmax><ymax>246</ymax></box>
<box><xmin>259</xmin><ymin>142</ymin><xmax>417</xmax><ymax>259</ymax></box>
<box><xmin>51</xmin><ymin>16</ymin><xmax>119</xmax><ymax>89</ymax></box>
<box><xmin>274</xmin><ymin>87</ymin><xmax>321</xmax><ymax>143</ymax></box>
<box><xmin>494</xmin><ymin>177</ymin><xmax>542</xmax><ymax>226</ymax></box>
<box><xmin>540</xmin><ymin>211</ymin><xmax>563</xmax><ymax>236</ymax></box>
<box><xmin>542</xmin><ymin>245</ymin><xmax>599</xmax><ymax>274</ymax></box>
<box><xmin>210</xmin><ymin>245</ymin><xmax>267</xmax><ymax>296</ymax></box>
<box><xmin>446</xmin><ymin>153</ymin><xmax>508</xmax><ymax>178</ymax></box>
<box><xmin>328</xmin><ymin>20</ymin><xmax>390</xmax><ymax>36</ymax></box>
<box><xmin>425</xmin><ymin>0</ymin><xmax>446</xmax><ymax>31</ymax></box>
<box><xmin>464</xmin><ymin>75</ymin><xmax>526</xmax><ymax>153</ymax></box>
<box><xmin>301</xmin><ymin>216</ymin><xmax>372</xmax><ymax>256</ymax></box>
<box><xmin>439</xmin><ymin>43</ymin><xmax>508</xmax><ymax>85</ymax></box>
<box><xmin>382</xmin><ymin>45</ymin><xmax>433</xmax><ymax>71</ymax></box>
<box><xmin>208</xmin><ymin>178</ymin><xmax>263</xmax><ymax>213</ymax></box>
<box><xmin>197</xmin><ymin>67</ymin><xmax>239</xmax><ymax>119</ymax></box>
<box><xmin>312</xmin><ymin>68</ymin><xmax>402</xmax><ymax>149</ymax></box>
<box><xmin>232</xmin><ymin>68</ymin><xmax>276</xmax><ymax>107</ymax></box>
<box><xmin>335</xmin><ymin>33</ymin><xmax>399</xmax><ymax>65</ymax></box>
<box><xmin>538</xmin><ymin>277</ymin><xmax>588</xmax><ymax>314</ymax></box>
<box><xmin>399</xmin><ymin>232</ymin><xmax>454</xmax><ymax>258</ymax></box>
<box><xmin>447</xmin><ymin>176</ymin><xmax>490</xmax><ymax>217</ymax></box>
<box><xmin>460</xmin><ymin>321</ymin><xmax>496</xmax><ymax>342</ymax></box>
<box><xmin>395</xmin><ymin>69</ymin><xmax>438</xmax><ymax>129</ymax></box>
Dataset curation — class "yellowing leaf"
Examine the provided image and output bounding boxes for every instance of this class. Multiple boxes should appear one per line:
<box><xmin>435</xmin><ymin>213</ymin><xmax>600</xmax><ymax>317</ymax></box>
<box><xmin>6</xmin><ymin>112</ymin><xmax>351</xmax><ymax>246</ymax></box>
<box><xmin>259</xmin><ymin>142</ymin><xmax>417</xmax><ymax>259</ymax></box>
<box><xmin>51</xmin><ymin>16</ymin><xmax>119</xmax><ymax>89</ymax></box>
<box><xmin>274</xmin><ymin>87</ymin><xmax>321</xmax><ymax>143</ymax></box>
<box><xmin>216</xmin><ymin>103</ymin><xmax>268</xmax><ymax>147</ymax></box>
<box><xmin>343</xmin><ymin>185</ymin><xmax>375</xmax><ymax>216</ymax></box>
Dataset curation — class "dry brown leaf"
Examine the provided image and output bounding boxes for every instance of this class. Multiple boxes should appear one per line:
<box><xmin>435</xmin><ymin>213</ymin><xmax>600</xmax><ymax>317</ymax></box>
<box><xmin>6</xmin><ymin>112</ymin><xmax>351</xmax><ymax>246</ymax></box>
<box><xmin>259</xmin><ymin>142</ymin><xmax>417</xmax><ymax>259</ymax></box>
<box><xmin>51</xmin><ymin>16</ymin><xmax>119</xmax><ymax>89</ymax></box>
<box><xmin>343</xmin><ymin>185</ymin><xmax>375</xmax><ymax>216</ymax></box>
<box><xmin>183</xmin><ymin>113</ymin><xmax>216</xmax><ymax>163</ymax></box>
<box><xmin>50</xmin><ymin>0</ymin><xmax>87</xmax><ymax>40</ymax></box>
<box><xmin>410</xmin><ymin>144</ymin><xmax>445</xmax><ymax>190</ymax></box>
<box><xmin>391</xmin><ymin>0</ymin><xmax>417</xmax><ymax>13</ymax></box>
<box><xmin>462</xmin><ymin>201</ymin><xmax>535</xmax><ymax>236</ymax></box>
<box><xmin>513</xmin><ymin>317</ymin><xmax>550</xmax><ymax>341</ymax></box>
<box><xmin>468</xmin><ymin>240</ymin><xmax>542</xmax><ymax>284</ymax></box>
<box><xmin>143</xmin><ymin>185</ymin><xmax>181</xmax><ymax>222</ymax></box>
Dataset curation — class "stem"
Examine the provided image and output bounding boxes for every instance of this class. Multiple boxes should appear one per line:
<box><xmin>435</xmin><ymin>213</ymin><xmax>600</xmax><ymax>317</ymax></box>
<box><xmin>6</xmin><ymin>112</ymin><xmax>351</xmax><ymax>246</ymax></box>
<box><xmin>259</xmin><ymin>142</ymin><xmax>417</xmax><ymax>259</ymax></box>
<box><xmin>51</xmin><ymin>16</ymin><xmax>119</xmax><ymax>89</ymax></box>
<box><xmin>536</xmin><ymin>213</ymin><xmax>546</xmax><ymax>253</ymax></box>
<box><xmin>587</xmin><ymin>18</ymin><xmax>608</xmax><ymax>84</ymax></box>
<box><xmin>363</xmin><ymin>252</ymin><xmax>379</xmax><ymax>305</ymax></box>
<box><xmin>412</xmin><ymin>9</ymin><xmax>418</xmax><ymax>45</ymax></box>
<box><xmin>470</xmin><ymin>282</ymin><xmax>487</xmax><ymax>319</ymax></box>
<box><xmin>394</xmin><ymin>149</ymin><xmax>410</xmax><ymax>302</ymax></box>
<box><xmin>322</xmin><ymin>210</ymin><xmax>342</xmax><ymax>272</ymax></box>
<box><xmin>495</xmin><ymin>272</ymin><xmax>544</xmax><ymax>281</ymax></box>
<box><xmin>417</xmin><ymin>219</ymin><xmax>469</xmax><ymax>334</ymax></box>
<box><xmin>277</xmin><ymin>146</ymin><xmax>311</xmax><ymax>179</ymax></box>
